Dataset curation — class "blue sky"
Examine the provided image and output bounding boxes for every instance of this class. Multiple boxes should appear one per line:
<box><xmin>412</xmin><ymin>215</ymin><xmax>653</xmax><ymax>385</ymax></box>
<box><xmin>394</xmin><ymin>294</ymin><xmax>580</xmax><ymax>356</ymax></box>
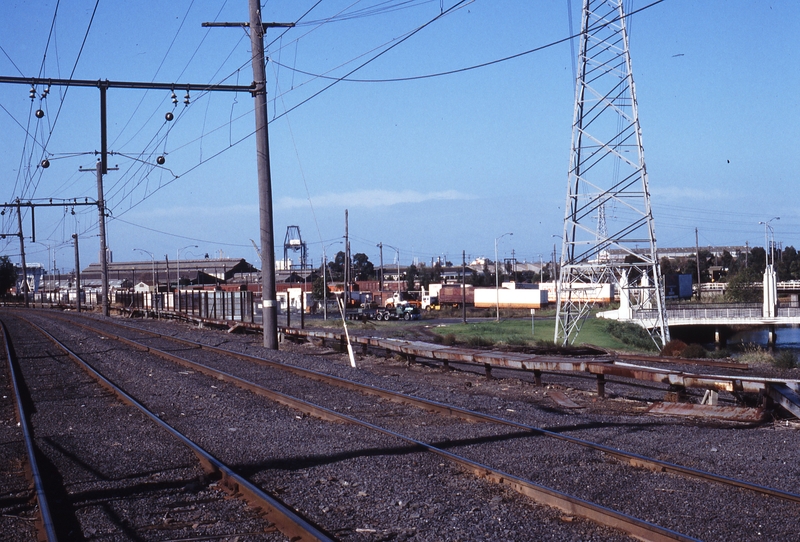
<box><xmin>1</xmin><ymin>0</ymin><xmax>798</xmax><ymax>274</ymax></box>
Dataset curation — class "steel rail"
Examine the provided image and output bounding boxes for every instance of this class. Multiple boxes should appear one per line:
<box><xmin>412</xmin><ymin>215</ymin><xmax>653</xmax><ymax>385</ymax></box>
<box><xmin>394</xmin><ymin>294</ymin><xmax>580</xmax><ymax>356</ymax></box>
<box><xmin>17</xmin><ymin>316</ymin><xmax>334</xmax><ymax>542</ymax></box>
<box><xmin>52</xmin><ymin>313</ymin><xmax>800</xmax><ymax>506</ymax></box>
<box><xmin>39</xmin><ymin>316</ymin><xmax>697</xmax><ymax>542</ymax></box>
<box><xmin>0</xmin><ymin>320</ymin><xmax>58</xmax><ymax>541</ymax></box>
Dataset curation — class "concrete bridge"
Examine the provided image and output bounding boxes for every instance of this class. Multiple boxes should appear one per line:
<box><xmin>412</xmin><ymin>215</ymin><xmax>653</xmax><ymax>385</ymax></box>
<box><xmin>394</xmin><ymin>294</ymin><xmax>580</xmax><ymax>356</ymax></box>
<box><xmin>600</xmin><ymin>266</ymin><xmax>796</xmax><ymax>346</ymax></box>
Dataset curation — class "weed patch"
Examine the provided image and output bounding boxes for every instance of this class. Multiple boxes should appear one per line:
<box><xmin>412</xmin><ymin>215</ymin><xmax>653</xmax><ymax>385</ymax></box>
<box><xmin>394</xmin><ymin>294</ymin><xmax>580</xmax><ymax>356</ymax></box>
<box><xmin>774</xmin><ymin>350</ymin><xmax>797</xmax><ymax>369</ymax></box>
<box><xmin>739</xmin><ymin>343</ymin><xmax>774</xmax><ymax>366</ymax></box>
<box><xmin>603</xmin><ymin>320</ymin><xmax>658</xmax><ymax>352</ymax></box>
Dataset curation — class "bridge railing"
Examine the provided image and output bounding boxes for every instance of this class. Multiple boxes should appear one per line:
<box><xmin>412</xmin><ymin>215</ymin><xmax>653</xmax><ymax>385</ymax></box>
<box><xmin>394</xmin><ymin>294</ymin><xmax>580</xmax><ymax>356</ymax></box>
<box><xmin>638</xmin><ymin>307</ymin><xmax>763</xmax><ymax>321</ymax></box>
<box><xmin>638</xmin><ymin>305</ymin><xmax>800</xmax><ymax>321</ymax></box>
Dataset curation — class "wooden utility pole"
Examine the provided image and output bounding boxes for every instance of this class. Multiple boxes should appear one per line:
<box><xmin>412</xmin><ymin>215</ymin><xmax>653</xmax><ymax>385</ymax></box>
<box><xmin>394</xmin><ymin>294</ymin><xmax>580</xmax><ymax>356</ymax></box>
<box><xmin>248</xmin><ymin>1</ymin><xmax>294</xmax><ymax>348</ymax></box>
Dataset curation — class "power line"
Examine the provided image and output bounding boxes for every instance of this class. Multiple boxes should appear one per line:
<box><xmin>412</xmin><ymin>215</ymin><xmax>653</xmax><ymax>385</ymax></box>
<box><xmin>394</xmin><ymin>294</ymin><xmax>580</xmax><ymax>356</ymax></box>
<box><xmin>270</xmin><ymin>0</ymin><xmax>665</xmax><ymax>84</ymax></box>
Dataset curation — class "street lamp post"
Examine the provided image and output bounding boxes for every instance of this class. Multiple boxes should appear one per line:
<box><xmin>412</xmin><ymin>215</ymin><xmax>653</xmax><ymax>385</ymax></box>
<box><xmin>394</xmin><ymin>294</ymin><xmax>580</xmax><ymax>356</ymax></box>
<box><xmin>759</xmin><ymin>217</ymin><xmax>779</xmax><ymax>268</ymax></box>
<box><xmin>177</xmin><ymin>244</ymin><xmax>198</xmax><ymax>290</ymax></box>
<box><xmin>495</xmin><ymin>232</ymin><xmax>513</xmax><ymax>321</ymax></box>
<box><xmin>383</xmin><ymin>244</ymin><xmax>400</xmax><ymax>297</ymax></box>
<box><xmin>538</xmin><ymin>253</ymin><xmax>543</xmax><ymax>283</ymax></box>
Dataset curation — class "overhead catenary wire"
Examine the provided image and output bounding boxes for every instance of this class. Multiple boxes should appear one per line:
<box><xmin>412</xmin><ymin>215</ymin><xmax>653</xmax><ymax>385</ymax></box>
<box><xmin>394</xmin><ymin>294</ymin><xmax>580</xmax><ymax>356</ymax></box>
<box><xmin>17</xmin><ymin>0</ymin><xmax>101</xmax><ymax>203</ymax></box>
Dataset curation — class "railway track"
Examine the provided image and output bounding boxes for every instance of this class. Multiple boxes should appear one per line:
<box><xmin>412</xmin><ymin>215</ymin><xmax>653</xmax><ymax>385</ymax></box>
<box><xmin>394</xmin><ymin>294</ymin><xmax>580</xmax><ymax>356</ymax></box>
<box><xmin>3</xmin><ymin>310</ymin><xmax>799</xmax><ymax>540</ymax></box>
<box><xmin>0</xmin><ymin>315</ymin><xmax>333</xmax><ymax>541</ymax></box>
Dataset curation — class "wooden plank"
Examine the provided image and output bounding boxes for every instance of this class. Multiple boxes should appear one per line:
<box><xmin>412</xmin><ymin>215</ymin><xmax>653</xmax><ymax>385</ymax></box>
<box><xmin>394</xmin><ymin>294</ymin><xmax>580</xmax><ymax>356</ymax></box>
<box><xmin>548</xmin><ymin>390</ymin><xmax>582</xmax><ymax>409</ymax></box>
<box><xmin>647</xmin><ymin>402</ymin><xmax>765</xmax><ymax>422</ymax></box>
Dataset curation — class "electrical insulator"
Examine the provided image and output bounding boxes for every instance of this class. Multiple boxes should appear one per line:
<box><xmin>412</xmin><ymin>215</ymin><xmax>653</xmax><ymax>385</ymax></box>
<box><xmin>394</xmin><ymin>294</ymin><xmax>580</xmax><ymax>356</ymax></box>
<box><xmin>157</xmin><ymin>156</ymin><xmax>166</xmax><ymax>165</ymax></box>
<box><xmin>42</xmin><ymin>85</ymin><xmax>50</xmax><ymax>98</ymax></box>
<box><xmin>171</xmin><ymin>91</ymin><xmax>178</xmax><ymax>105</ymax></box>
<box><xmin>165</xmin><ymin>112</ymin><xmax>174</xmax><ymax>121</ymax></box>
<box><xmin>29</xmin><ymin>86</ymin><xmax>36</xmax><ymax>99</ymax></box>
<box><xmin>41</xmin><ymin>159</ymin><xmax>50</xmax><ymax>169</ymax></box>
<box><xmin>184</xmin><ymin>92</ymin><xmax>190</xmax><ymax>106</ymax></box>
<box><xmin>35</xmin><ymin>109</ymin><xmax>44</xmax><ymax>118</ymax></box>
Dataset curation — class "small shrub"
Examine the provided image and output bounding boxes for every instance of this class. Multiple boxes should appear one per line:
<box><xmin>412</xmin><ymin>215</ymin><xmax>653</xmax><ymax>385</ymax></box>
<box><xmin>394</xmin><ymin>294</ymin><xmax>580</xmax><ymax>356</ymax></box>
<box><xmin>774</xmin><ymin>350</ymin><xmax>797</xmax><ymax>369</ymax></box>
<box><xmin>506</xmin><ymin>337</ymin><xmax>530</xmax><ymax>347</ymax></box>
<box><xmin>679</xmin><ymin>343</ymin><xmax>707</xmax><ymax>359</ymax></box>
<box><xmin>661</xmin><ymin>339</ymin><xmax>687</xmax><ymax>357</ymax></box>
<box><xmin>431</xmin><ymin>334</ymin><xmax>444</xmax><ymax>344</ymax></box>
<box><xmin>442</xmin><ymin>333</ymin><xmax>457</xmax><ymax>346</ymax></box>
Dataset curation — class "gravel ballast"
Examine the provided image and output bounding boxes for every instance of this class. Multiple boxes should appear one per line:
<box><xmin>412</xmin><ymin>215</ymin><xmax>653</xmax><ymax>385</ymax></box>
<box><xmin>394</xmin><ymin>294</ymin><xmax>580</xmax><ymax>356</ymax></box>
<box><xmin>3</xmin><ymin>309</ymin><xmax>799</xmax><ymax>541</ymax></box>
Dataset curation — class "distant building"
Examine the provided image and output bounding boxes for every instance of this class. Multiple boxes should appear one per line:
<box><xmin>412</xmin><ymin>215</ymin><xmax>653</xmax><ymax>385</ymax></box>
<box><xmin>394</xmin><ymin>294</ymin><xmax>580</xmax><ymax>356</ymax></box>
<box><xmin>81</xmin><ymin>257</ymin><xmax>259</xmax><ymax>289</ymax></box>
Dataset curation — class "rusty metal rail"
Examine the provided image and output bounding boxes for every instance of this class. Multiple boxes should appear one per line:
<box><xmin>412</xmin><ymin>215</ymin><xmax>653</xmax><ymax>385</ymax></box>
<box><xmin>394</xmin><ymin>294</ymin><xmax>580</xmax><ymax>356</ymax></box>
<box><xmin>17</xmin><ymin>315</ymin><xmax>335</xmax><ymax>542</ymax></box>
<box><xmin>101</xmin><ymin>317</ymin><xmax>800</xmax><ymax>506</ymax></box>
<box><xmin>41</xmin><ymin>314</ymin><xmax>800</xmax><ymax>513</ymax></box>
<box><xmin>0</xmin><ymin>320</ymin><xmax>58</xmax><ymax>542</ymax></box>
<box><xmin>42</xmin><ymin>315</ymin><xmax>698</xmax><ymax>542</ymax></box>
<box><xmin>36</xmin><ymin>312</ymin><xmax>800</xmax><ymax>506</ymax></box>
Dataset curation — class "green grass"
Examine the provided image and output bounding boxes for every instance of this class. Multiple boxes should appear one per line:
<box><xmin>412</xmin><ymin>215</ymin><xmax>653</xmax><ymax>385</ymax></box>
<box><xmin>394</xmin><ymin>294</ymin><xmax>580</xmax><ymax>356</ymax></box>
<box><xmin>428</xmin><ymin>316</ymin><xmax>640</xmax><ymax>352</ymax></box>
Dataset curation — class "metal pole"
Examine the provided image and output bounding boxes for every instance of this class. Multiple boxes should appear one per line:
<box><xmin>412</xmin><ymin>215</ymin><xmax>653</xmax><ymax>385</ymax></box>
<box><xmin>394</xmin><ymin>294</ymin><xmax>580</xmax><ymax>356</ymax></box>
<box><xmin>495</xmin><ymin>238</ymin><xmax>500</xmax><ymax>322</ymax></box>
<box><xmin>249</xmin><ymin>0</ymin><xmax>279</xmax><ymax>349</ymax></box>
<box><xmin>16</xmin><ymin>200</ymin><xmax>29</xmax><ymax>307</ymax></box>
<box><xmin>323</xmin><ymin>252</ymin><xmax>328</xmax><ymax>321</ymax></box>
<box><xmin>72</xmin><ymin>234</ymin><xmax>81</xmax><ymax>313</ymax></box>
<box><xmin>344</xmin><ymin>210</ymin><xmax>349</xmax><ymax>310</ymax></box>
<box><xmin>695</xmin><ymin>227</ymin><xmax>701</xmax><ymax>299</ymax></box>
<box><xmin>378</xmin><ymin>242</ymin><xmax>384</xmax><ymax>292</ymax></box>
<box><xmin>96</xmin><ymin>162</ymin><xmax>109</xmax><ymax>316</ymax></box>
<box><xmin>462</xmin><ymin>250</ymin><xmax>466</xmax><ymax>323</ymax></box>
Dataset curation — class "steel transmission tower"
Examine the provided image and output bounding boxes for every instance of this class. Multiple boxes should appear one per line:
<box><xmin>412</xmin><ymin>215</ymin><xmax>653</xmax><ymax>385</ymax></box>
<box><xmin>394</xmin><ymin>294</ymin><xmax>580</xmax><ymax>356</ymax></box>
<box><xmin>555</xmin><ymin>0</ymin><xmax>669</xmax><ymax>347</ymax></box>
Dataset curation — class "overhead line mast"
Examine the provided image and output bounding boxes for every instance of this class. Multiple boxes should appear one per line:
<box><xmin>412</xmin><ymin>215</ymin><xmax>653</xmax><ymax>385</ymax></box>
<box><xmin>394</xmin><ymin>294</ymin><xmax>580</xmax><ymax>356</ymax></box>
<box><xmin>1</xmin><ymin>5</ymin><xmax>293</xmax><ymax>350</ymax></box>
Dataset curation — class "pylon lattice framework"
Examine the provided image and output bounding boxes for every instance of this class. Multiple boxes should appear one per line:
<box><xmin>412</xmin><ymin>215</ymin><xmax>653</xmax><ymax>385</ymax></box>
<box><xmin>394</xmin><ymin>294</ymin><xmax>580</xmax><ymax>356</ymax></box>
<box><xmin>555</xmin><ymin>0</ymin><xmax>669</xmax><ymax>347</ymax></box>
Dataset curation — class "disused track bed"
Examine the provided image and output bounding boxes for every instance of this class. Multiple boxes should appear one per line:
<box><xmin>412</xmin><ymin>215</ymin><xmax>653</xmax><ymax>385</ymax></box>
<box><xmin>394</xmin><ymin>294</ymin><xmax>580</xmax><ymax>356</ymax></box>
<box><xmin>12</xmin><ymin>311</ymin><xmax>800</xmax><ymax>541</ymax></box>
